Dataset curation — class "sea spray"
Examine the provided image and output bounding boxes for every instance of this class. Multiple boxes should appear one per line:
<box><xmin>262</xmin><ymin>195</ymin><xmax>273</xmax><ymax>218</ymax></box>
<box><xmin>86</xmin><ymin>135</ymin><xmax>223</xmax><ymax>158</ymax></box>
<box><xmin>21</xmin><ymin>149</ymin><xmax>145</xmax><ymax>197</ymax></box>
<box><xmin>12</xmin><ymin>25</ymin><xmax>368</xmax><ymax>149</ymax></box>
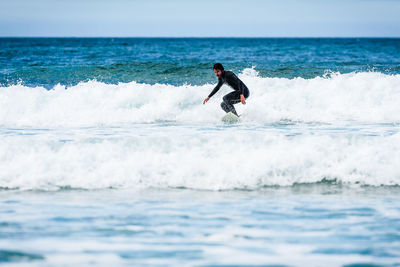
<box><xmin>1</xmin><ymin>125</ymin><xmax>399</xmax><ymax>190</ymax></box>
<box><xmin>1</xmin><ymin>71</ymin><xmax>400</xmax><ymax>127</ymax></box>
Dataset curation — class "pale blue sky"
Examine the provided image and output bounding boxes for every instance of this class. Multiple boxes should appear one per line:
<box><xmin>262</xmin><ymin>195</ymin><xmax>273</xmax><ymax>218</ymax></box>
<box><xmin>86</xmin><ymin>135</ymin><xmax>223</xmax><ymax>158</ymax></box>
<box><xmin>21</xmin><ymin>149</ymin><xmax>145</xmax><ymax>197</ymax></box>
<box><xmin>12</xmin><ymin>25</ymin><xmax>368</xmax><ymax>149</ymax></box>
<box><xmin>1</xmin><ymin>0</ymin><xmax>399</xmax><ymax>37</ymax></box>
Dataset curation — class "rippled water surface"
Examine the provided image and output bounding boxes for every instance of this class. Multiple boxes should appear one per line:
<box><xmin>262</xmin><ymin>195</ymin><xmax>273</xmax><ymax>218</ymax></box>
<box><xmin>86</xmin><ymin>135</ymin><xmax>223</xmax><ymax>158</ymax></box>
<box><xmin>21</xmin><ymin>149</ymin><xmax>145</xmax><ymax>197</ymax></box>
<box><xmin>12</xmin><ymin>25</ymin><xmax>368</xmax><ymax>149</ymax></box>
<box><xmin>1</xmin><ymin>187</ymin><xmax>400</xmax><ymax>266</ymax></box>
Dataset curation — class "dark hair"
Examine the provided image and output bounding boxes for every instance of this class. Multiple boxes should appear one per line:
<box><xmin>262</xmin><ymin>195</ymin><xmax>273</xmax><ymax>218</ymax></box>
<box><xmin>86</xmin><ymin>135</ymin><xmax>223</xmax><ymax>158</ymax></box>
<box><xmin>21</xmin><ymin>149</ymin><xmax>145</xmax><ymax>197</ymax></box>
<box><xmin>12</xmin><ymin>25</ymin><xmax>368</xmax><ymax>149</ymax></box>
<box><xmin>213</xmin><ymin>63</ymin><xmax>224</xmax><ymax>71</ymax></box>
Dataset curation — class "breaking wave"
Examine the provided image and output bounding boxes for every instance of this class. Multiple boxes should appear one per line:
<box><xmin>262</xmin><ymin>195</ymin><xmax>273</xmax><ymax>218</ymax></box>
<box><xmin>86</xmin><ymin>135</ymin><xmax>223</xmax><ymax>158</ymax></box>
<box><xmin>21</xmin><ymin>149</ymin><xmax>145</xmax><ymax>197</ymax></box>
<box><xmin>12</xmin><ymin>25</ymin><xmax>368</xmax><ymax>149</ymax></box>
<box><xmin>1</xmin><ymin>70</ymin><xmax>400</xmax><ymax>127</ymax></box>
<box><xmin>1</xmin><ymin>69</ymin><xmax>400</xmax><ymax>190</ymax></box>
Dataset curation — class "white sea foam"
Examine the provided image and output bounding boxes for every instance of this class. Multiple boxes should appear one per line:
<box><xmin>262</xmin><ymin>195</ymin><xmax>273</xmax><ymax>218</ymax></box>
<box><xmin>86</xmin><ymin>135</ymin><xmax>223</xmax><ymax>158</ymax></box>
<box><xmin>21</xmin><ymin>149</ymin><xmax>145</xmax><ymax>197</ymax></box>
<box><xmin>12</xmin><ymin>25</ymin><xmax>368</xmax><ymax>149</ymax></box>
<box><xmin>1</xmin><ymin>70</ymin><xmax>400</xmax><ymax>127</ymax></box>
<box><xmin>0</xmin><ymin>127</ymin><xmax>399</xmax><ymax>190</ymax></box>
<box><xmin>1</xmin><ymin>70</ymin><xmax>399</xmax><ymax>190</ymax></box>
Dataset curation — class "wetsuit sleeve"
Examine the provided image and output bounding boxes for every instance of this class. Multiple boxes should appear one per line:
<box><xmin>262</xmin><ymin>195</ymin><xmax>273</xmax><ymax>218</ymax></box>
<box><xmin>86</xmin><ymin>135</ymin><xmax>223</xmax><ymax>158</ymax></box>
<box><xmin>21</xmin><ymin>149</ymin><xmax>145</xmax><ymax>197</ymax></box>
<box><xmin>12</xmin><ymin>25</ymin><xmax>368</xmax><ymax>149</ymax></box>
<box><xmin>238</xmin><ymin>81</ymin><xmax>245</xmax><ymax>95</ymax></box>
<box><xmin>235</xmin><ymin>73</ymin><xmax>245</xmax><ymax>95</ymax></box>
<box><xmin>208</xmin><ymin>78</ymin><xmax>223</xmax><ymax>98</ymax></box>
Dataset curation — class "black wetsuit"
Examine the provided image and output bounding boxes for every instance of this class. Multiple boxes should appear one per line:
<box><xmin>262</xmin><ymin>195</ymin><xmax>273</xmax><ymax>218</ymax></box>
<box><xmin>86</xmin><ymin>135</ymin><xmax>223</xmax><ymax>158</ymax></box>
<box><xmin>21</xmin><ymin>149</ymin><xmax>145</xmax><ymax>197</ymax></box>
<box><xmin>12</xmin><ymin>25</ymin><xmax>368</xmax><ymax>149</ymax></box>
<box><xmin>208</xmin><ymin>71</ymin><xmax>250</xmax><ymax>116</ymax></box>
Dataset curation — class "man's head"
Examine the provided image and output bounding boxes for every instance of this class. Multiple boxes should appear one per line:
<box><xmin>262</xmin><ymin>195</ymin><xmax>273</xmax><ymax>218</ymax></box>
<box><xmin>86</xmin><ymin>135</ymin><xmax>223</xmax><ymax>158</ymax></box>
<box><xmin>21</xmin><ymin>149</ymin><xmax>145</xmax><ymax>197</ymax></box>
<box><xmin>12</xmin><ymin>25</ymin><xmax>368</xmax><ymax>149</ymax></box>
<box><xmin>213</xmin><ymin>63</ymin><xmax>224</xmax><ymax>78</ymax></box>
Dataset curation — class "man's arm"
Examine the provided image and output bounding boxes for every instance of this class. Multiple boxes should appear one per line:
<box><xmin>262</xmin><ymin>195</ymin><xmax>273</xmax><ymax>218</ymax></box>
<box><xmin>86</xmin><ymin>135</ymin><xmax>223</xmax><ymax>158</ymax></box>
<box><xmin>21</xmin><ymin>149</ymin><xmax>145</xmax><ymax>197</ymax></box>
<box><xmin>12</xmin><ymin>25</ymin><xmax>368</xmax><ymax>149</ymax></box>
<box><xmin>238</xmin><ymin>80</ymin><xmax>246</xmax><ymax>104</ymax></box>
<box><xmin>203</xmin><ymin>78</ymin><xmax>223</xmax><ymax>104</ymax></box>
<box><xmin>208</xmin><ymin>78</ymin><xmax>223</xmax><ymax>98</ymax></box>
<box><xmin>230</xmin><ymin>72</ymin><xmax>246</xmax><ymax>104</ymax></box>
<box><xmin>230</xmin><ymin>72</ymin><xmax>245</xmax><ymax>95</ymax></box>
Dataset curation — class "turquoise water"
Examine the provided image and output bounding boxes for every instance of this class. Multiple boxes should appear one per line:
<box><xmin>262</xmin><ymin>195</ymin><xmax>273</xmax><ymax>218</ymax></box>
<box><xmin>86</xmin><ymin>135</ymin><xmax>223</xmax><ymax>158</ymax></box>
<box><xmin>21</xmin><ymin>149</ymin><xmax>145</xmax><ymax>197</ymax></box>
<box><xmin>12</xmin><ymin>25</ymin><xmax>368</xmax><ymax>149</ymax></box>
<box><xmin>1</xmin><ymin>38</ymin><xmax>400</xmax><ymax>87</ymax></box>
<box><xmin>1</xmin><ymin>38</ymin><xmax>400</xmax><ymax>266</ymax></box>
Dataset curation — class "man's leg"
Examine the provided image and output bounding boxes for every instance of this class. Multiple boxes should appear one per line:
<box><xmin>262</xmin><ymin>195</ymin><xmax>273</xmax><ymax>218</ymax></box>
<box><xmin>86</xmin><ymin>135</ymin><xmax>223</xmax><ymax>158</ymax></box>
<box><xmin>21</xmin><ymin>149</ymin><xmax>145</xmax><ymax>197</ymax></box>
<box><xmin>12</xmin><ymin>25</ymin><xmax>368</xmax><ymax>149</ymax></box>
<box><xmin>221</xmin><ymin>91</ymin><xmax>241</xmax><ymax>116</ymax></box>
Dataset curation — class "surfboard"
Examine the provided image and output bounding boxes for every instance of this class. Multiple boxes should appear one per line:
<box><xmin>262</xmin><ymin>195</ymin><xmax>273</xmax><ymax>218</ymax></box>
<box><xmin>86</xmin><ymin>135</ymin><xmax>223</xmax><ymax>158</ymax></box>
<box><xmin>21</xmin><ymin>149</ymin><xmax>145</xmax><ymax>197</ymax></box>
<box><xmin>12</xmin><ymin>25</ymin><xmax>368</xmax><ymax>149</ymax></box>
<box><xmin>221</xmin><ymin>112</ymin><xmax>241</xmax><ymax>124</ymax></box>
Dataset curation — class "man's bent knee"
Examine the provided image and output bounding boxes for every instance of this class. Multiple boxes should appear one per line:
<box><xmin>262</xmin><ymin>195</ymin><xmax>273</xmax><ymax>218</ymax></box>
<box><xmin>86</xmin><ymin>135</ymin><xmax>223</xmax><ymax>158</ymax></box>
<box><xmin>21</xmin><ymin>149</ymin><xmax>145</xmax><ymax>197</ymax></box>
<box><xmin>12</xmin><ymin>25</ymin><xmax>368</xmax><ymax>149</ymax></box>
<box><xmin>221</xmin><ymin>102</ymin><xmax>229</xmax><ymax>112</ymax></box>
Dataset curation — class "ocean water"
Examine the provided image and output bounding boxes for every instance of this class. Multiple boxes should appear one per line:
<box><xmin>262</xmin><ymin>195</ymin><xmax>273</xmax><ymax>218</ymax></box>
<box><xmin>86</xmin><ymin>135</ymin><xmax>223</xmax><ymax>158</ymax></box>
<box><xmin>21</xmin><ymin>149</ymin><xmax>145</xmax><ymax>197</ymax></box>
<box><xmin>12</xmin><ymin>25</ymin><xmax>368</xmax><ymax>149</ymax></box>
<box><xmin>1</xmin><ymin>38</ymin><xmax>400</xmax><ymax>266</ymax></box>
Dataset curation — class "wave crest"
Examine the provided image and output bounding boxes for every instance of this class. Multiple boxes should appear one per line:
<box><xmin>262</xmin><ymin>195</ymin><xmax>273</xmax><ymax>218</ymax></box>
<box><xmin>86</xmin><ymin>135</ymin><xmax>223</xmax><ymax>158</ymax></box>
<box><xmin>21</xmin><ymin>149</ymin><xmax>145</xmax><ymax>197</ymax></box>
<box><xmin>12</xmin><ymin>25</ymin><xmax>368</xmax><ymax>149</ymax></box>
<box><xmin>1</xmin><ymin>70</ymin><xmax>400</xmax><ymax>126</ymax></box>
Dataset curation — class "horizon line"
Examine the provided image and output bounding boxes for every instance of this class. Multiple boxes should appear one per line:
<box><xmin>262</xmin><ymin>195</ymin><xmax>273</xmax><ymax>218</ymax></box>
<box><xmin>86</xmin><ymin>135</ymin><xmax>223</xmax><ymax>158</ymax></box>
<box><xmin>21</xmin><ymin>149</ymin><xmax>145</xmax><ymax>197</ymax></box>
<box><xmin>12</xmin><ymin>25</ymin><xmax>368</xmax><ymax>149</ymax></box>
<box><xmin>1</xmin><ymin>36</ymin><xmax>400</xmax><ymax>38</ymax></box>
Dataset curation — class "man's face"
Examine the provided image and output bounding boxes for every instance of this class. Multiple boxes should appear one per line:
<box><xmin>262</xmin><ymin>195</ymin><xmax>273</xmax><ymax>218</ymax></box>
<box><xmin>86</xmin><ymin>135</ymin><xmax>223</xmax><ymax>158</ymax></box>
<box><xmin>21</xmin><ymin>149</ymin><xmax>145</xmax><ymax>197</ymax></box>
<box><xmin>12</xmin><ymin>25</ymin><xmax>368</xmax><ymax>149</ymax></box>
<box><xmin>214</xmin><ymin>69</ymin><xmax>222</xmax><ymax>78</ymax></box>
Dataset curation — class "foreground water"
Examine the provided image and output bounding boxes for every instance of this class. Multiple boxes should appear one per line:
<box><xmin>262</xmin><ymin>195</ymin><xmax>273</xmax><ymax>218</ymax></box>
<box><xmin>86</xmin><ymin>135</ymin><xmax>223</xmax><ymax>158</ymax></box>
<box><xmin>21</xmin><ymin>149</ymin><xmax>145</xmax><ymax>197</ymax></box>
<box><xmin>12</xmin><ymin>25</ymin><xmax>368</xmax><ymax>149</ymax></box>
<box><xmin>1</xmin><ymin>122</ymin><xmax>399</xmax><ymax>266</ymax></box>
<box><xmin>1</xmin><ymin>187</ymin><xmax>400</xmax><ymax>266</ymax></box>
<box><xmin>1</xmin><ymin>38</ymin><xmax>400</xmax><ymax>265</ymax></box>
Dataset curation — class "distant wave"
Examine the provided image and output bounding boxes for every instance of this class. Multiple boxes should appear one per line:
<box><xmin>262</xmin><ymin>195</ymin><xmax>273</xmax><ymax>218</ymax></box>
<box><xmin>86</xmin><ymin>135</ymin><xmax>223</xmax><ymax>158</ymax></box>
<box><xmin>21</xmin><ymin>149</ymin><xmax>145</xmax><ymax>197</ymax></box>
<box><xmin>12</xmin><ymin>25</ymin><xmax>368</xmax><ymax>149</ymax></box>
<box><xmin>1</xmin><ymin>69</ymin><xmax>400</xmax><ymax>127</ymax></box>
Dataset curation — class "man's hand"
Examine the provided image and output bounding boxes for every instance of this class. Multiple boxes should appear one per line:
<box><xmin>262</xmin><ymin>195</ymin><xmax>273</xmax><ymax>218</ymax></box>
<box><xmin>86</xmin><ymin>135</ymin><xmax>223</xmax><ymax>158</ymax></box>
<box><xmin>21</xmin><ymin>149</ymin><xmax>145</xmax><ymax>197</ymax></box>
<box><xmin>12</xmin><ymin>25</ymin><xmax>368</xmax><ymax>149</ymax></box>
<box><xmin>240</xmin><ymin>94</ymin><xmax>246</xmax><ymax>105</ymax></box>
<box><xmin>203</xmin><ymin>97</ymin><xmax>210</xmax><ymax>104</ymax></box>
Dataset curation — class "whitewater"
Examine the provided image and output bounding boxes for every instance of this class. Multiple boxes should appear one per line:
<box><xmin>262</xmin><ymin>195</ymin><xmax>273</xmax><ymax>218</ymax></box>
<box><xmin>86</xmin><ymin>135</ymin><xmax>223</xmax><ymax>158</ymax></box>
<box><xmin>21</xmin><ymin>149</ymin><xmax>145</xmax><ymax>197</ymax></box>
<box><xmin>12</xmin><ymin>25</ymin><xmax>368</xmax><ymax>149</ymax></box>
<box><xmin>2</xmin><ymin>70</ymin><xmax>400</xmax><ymax>126</ymax></box>
<box><xmin>1</xmin><ymin>70</ymin><xmax>399</xmax><ymax>190</ymax></box>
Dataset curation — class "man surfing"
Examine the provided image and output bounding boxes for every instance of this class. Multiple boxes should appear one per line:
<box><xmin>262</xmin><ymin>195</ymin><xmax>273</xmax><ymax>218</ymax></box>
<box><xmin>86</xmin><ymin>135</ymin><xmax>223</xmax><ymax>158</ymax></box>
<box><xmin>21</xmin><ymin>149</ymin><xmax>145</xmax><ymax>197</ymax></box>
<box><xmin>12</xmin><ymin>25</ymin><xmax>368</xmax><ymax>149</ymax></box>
<box><xmin>203</xmin><ymin>63</ymin><xmax>250</xmax><ymax>117</ymax></box>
